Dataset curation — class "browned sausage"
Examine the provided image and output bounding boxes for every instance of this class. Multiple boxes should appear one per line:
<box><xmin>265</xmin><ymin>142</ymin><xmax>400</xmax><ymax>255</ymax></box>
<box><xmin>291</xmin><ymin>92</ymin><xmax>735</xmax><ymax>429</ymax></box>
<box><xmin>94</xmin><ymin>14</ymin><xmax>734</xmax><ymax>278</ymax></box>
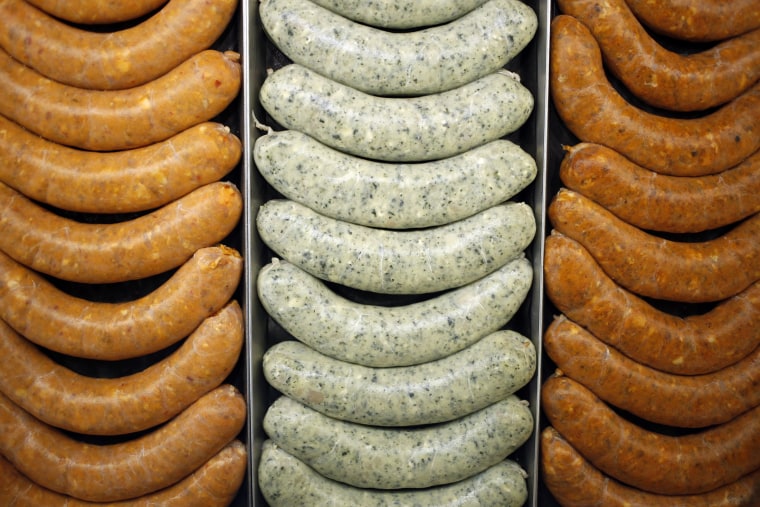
<box><xmin>557</xmin><ymin>0</ymin><xmax>760</xmax><ymax>111</ymax></box>
<box><xmin>623</xmin><ymin>0</ymin><xmax>760</xmax><ymax>42</ymax></box>
<box><xmin>0</xmin><ymin>0</ymin><xmax>238</xmax><ymax>90</ymax></box>
<box><xmin>543</xmin><ymin>232</ymin><xmax>760</xmax><ymax>375</ymax></box>
<box><xmin>0</xmin><ymin>116</ymin><xmax>241</xmax><ymax>214</ymax></box>
<box><xmin>550</xmin><ymin>15</ymin><xmax>760</xmax><ymax>176</ymax></box>
<box><xmin>559</xmin><ymin>143</ymin><xmax>760</xmax><ymax>233</ymax></box>
<box><xmin>541</xmin><ymin>374</ymin><xmax>760</xmax><ymax>495</ymax></box>
<box><xmin>544</xmin><ymin>315</ymin><xmax>760</xmax><ymax>428</ymax></box>
<box><xmin>541</xmin><ymin>426</ymin><xmax>760</xmax><ymax>507</ymax></box>
<box><xmin>24</xmin><ymin>0</ymin><xmax>167</xmax><ymax>24</ymax></box>
<box><xmin>0</xmin><ymin>180</ymin><xmax>242</xmax><ymax>284</ymax></box>
<box><xmin>0</xmin><ymin>439</ymin><xmax>247</xmax><ymax>506</ymax></box>
<box><xmin>0</xmin><ymin>301</ymin><xmax>242</xmax><ymax>435</ymax></box>
<box><xmin>0</xmin><ymin>47</ymin><xmax>241</xmax><ymax>151</ymax></box>
<box><xmin>0</xmin><ymin>245</ymin><xmax>242</xmax><ymax>360</ymax></box>
<box><xmin>0</xmin><ymin>384</ymin><xmax>246</xmax><ymax>502</ymax></box>
<box><xmin>548</xmin><ymin>188</ymin><xmax>760</xmax><ymax>302</ymax></box>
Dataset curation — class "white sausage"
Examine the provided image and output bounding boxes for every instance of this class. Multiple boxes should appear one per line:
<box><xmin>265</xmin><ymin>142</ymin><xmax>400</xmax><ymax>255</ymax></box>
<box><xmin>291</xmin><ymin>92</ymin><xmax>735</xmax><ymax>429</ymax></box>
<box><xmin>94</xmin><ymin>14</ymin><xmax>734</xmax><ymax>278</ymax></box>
<box><xmin>308</xmin><ymin>0</ymin><xmax>488</xmax><ymax>29</ymax></box>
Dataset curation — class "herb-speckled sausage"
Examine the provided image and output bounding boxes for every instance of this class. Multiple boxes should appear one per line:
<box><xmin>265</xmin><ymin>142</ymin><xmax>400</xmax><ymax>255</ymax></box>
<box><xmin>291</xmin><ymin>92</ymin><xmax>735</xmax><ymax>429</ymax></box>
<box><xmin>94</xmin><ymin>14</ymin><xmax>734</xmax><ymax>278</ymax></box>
<box><xmin>308</xmin><ymin>0</ymin><xmax>488</xmax><ymax>29</ymax></box>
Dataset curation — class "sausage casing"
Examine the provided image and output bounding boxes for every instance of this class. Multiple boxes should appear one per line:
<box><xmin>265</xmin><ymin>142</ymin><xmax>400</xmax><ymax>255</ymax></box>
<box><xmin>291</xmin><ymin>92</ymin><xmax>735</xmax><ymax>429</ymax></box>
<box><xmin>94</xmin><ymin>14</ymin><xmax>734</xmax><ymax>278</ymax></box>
<box><xmin>23</xmin><ymin>0</ymin><xmax>167</xmax><ymax>24</ymax></box>
<box><xmin>308</xmin><ymin>0</ymin><xmax>488</xmax><ymax>29</ymax></box>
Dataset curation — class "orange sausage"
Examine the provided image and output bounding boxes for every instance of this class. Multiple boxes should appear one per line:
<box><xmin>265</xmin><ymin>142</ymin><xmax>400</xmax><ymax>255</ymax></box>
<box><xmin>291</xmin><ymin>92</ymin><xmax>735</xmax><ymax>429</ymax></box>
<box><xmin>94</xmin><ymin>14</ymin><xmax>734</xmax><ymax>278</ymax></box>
<box><xmin>550</xmin><ymin>15</ymin><xmax>760</xmax><ymax>176</ymax></box>
<box><xmin>559</xmin><ymin>143</ymin><xmax>760</xmax><ymax>233</ymax></box>
<box><xmin>0</xmin><ymin>440</ymin><xmax>247</xmax><ymax>506</ymax></box>
<box><xmin>0</xmin><ymin>48</ymin><xmax>241</xmax><ymax>151</ymax></box>
<box><xmin>541</xmin><ymin>426</ymin><xmax>760</xmax><ymax>507</ymax></box>
<box><xmin>541</xmin><ymin>375</ymin><xmax>760</xmax><ymax>495</ymax></box>
<box><xmin>0</xmin><ymin>180</ymin><xmax>242</xmax><ymax>284</ymax></box>
<box><xmin>0</xmin><ymin>245</ymin><xmax>242</xmax><ymax>360</ymax></box>
<box><xmin>0</xmin><ymin>384</ymin><xmax>246</xmax><ymax>502</ymax></box>
<box><xmin>543</xmin><ymin>232</ymin><xmax>760</xmax><ymax>375</ymax></box>
<box><xmin>0</xmin><ymin>0</ymin><xmax>238</xmax><ymax>90</ymax></box>
<box><xmin>24</xmin><ymin>0</ymin><xmax>167</xmax><ymax>24</ymax></box>
<box><xmin>557</xmin><ymin>0</ymin><xmax>760</xmax><ymax>111</ymax></box>
<box><xmin>549</xmin><ymin>188</ymin><xmax>760</xmax><ymax>302</ymax></box>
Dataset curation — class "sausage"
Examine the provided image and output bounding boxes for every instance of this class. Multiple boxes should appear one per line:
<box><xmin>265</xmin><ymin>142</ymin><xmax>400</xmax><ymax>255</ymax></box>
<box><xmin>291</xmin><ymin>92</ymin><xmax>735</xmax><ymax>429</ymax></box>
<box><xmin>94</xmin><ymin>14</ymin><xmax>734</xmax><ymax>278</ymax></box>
<box><xmin>263</xmin><ymin>394</ymin><xmax>533</xmax><ymax>489</ymax></box>
<box><xmin>0</xmin><ymin>384</ymin><xmax>246</xmax><ymax>502</ymax></box>
<box><xmin>0</xmin><ymin>180</ymin><xmax>242</xmax><ymax>284</ymax></box>
<box><xmin>558</xmin><ymin>142</ymin><xmax>760</xmax><ymax>233</ymax></box>
<box><xmin>540</xmin><ymin>426</ymin><xmax>760</xmax><ymax>507</ymax></box>
<box><xmin>0</xmin><ymin>301</ymin><xmax>242</xmax><ymax>435</ymax></box>
<box><xmin>23</xmin><ymin>0</ymin><xmax>167</xmax><ymax>24</ymax></box>
<box><xmin>307</xmin><ymin>0</ymin><xmax>488</xmax><ymax>29</ymax></box>
<box><xmin>550</xmin><ymin>15</ymin><xmax>760</xmax><ymax>176</ymax></box>
<box><xmin>0</xmin><ymin>117</ymin><xmax>241</xmax><ymax>214</ymax></box>
<box><xmin>0</xmin><ymin>440</ymin><xmax>248</xmax><ymax>506</ymax></box>
<box><xmin>263</xmin><ymin>330</ymin><xmax>536</xmax><ymax>426</ymax></box>
<box><xmin>254</xmin><ymin>130</ymin><xmax>537</xmax><ymax>229</ymax></box>
<box><xmin>543</xmin><ymin>315</ymin><xmax>760</xmax><ymax>428</ymax></box>
<box><xmin>259</xmin><ymin>440</ymin><xmax>529</xmax><ymax>506</ymax></box>
<box><xmin>0</xmin><ymin>245</ymin><xmax>243</xmax><ymax>360</ymax></box>
<box><xmin>623</xmin><ymin>0</ymin><xmax>760</xmax><ymax>42</ymax></box>
<box><xmin>257</xmin><ymin>198</ymin><xmax>535</xmax><ymax>295</ymax></box>
<box><xmin>260</xmin><ymin>0</ymin><xmax>536</xmax><ymax>96</ymax></box>
<box><xmin>257</xmin><ymin>255</ymin><xmax>532</xmax><ymax>367</ymax></box>
<box><xmin>0</xmin><ymin>0</ymin><xmax>237</xmax><ymax>90</ymax></box>
<box><xmin>543</xmin><ymin>232</ymin><xmax>760</xmax><ymax>375</ymax></box>
<box><xmin>557</xmin><ymin>0</ymin><xmax>760</xmax><ymax>111</ymax></box>
<box><xmin>259</xmin><ymin>64</ymin><xmax>534</xmax><ymax>162</ymax></box>
<box><xmin>541</xmin><ymin>374</ymin><xmax>760</xmax><ymax>495</ymax></box>
<box><xmin>548</xmin><ymin>188</ymin><xmax>760</xmax><ymax>303</ymax></box>
<box><xmin>0</xmin><ymin>48</ymin><xmax>241</xmax><ymax>151</ymax></box>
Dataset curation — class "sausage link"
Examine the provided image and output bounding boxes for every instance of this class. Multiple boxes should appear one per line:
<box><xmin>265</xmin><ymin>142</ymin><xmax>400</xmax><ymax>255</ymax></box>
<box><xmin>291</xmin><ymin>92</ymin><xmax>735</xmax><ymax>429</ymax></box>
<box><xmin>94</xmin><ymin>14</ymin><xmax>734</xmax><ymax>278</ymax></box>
<box><xmin>0</xmin><ymin>384</ymin><xmax>246</xmax><ymax>502</ymax></box>
<box><xmin>549</xmin><ymin>188</ymin><xmax>760</xmax><ymax>302</ymax></box>
<box><xmin>0</xmin><ymin>440</ymin><xmax>247</xmax><ymax>506</ymax></box>
<box><xmin>0</xmin><ymin>181</ymin><xmax>242</xmax><ymax>284</ymax></box>
<box><xmin>544</xmin><ymin>315</ymin><xmax>760</xmax><ymax>428</ymax></box>
<box><xmin>259</xmin><ymin>440</ymin><xmax>529</xmax><ymax>506</ymax></box>
<box><xmin>541</xmin><ymin>426</ymin><xmax>760</xmax><ymax>507</ymax></box>
<box><xmin>0</xmin><ymin>48</ymin><xmax>241</xmax><ymax>151</ymax></box>
<box><xmin>263</xmin><ymin>330</ymin><xmax>536</xmax><ymax>426</ymax></box>
<box><xmin>550</xmin><ymin>15</ymin><xmax>760</xmax><ymax>176</ymax></box>
<box><xmin>0</xmin><ymin>245</ymin><xmax>243</xmax><ymax>360</ymax></box>
<box><xmin>0</xmin><ymin>117</ymin><xmax>241</xmax><ymax>214</ymax></box>
<box><xmin>541</xmin><ymin>375</ymin><xmax>760</xmax><ymax>495</ymax></box>
<box><xmin>263</xmin><ymin>395</ymin><xmax>532</xmax><ymax>489</ymax></box>
<box><xmin>260</xmin><ymin>64</ymin><xmax>534</xmax><ymax>162</ymax></box>
<box><xmin>24</xmin><ymin>0</ymin><xmax>167</xmax><ymax>24</ymax></box>
<box><xmin>0</xmin><ymin>0</ymin><xmax>237</xmax><ymax>90</ymax></box>
<box><xmin>308</xmin><ymin>0</ymin><xmax>488</xmax><ymax>29</ymax></box>
<box><xmin>559</xmin><ymin>143</ymin><xmax>760</xmax><ymax>233</ymax></box>
<box><xmin>543</xmin><ymin>232</ymin><xmax>760</xmax><ymax>374</ymax></box>
<box><xmin>557</xmin><ymin>0</ymin><xmax>760</xmax><ymax>111</ymax></box>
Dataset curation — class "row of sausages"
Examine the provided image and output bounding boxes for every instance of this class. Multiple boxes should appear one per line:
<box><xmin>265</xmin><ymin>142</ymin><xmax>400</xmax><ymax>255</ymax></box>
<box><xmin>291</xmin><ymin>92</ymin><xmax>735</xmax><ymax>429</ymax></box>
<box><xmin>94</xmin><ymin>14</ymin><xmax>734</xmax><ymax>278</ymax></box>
<box><xmin>541</xmin><ymin>0</ymin><xmax>760</xmax><ymax>505</ymax></box>
<box><xmin>0</xmin><ymin>0</ymin><xmax>248</xmax><ymax>504</ymax></box>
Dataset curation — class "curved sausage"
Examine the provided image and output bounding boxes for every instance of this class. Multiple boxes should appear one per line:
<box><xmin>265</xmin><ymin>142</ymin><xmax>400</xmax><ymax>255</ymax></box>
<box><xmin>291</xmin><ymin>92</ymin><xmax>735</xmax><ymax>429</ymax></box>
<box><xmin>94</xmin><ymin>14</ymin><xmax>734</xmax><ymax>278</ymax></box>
<box><xmin>260</xmin><ymin>64</ymin><xmax>534</xmax><ymax>162</ymax></box>
<box><xmin>263</xmin><ymin>395</ymin><xmax>532</xmax><ymax>489</ymax></box>
<box><xmin>0</xmin><ymin>180</ymin><xmax>242</xmax><ymax>284</ymax></box>
<box><xmin>541</xmin><ymin>375</ymin><xmax>760</xmax><ymax>495</ymax></box>
<box><xmin>0</xmin><ymin>48</ymin><xmax>241</xmax><ymax>151</ymax></box>
<box><xmin>308</xmin><ymin>0</ymin><xmax>488</xmax><ymax>29</ymax></box>
<box><xmin>254</xmin><ymin>130</ymin><xmax>537</xmax><ymax>229</ymax></box>
<box><xmin>549</xmin><ymin>188</ymin><xmax>760</xmax><ymax>302</ymax></box>
<box><xmin>257</xmin><ymin>198</ymin><xmax>535</xmax><ymax>295</ymax></box>
<box><xmin>261</xmin><ymin>0</ymin><xmax>536</xmax><ymax>96</ymax></box>
<box><xmin>559</xmin><ymin>143</ymin><xmax>760</xmax><ymax>233</ymax></box>
<box><xmin>543</xmin><ymin>232</ymin><xmax>760</xmax><ymax>375</ymax></box>
<box><xmin>0</xmin><ymin>301</ymin><xmax>242</xmax><ymax>435</ymax></box>
<box><xmin>0</xmin><ymin>384</ymin><xmax>246</xmax><ymax>502</ymax></box>
<box><xmin>557</xmin><ymin>0</ymin><xmax>760</xmax><ymax>111</ymax></box>
<box><xmin>0</xmin><ymin>440</ymin><xmax>247</xmax><ymax>506</ymax></box>
<box><xmin>23</xmin><ymin>0</ymin><xmax>167</xmax><ymax>24</ymax></box>
<box><xmin>0</xmin><ymin>117</ymin><xmax>241</xmax><ymax>214</ymax></box>
<box><xmin>257</xmin><ymin>255</ymin><xmax>532</xmax><ymax>367</ymax></box>
<box><xmin>259</xmin><ymin>440</ymin><xmax>529</xmax><ymax>507</ymax></box>
<box><xmin>541</xmin><ymin>426</ymin><xmax>760</xmax><ymax>507</ymax></box>
<box><xmin>0</xmin><ymin>245</ymin><xmax>243</xmax><ymax>360</ymax></box>
<box><xmin>550</xmin><ymin>15</ymin><xmax>760</xmax><ymax>176</ymax></box>
<box><xmin>544</xmin><ymin>315</ymin><xmax>760</xmax><ymax>428</ymax></box>
<box><xmin>0</xmin><ymin>0</ymin><xmax>237</xmax><ymax>90</ymax></box>
<box><xmin>263</xmin><ymin>330</ymin><xmax>536</xmax><ymax>426</ymax></box>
